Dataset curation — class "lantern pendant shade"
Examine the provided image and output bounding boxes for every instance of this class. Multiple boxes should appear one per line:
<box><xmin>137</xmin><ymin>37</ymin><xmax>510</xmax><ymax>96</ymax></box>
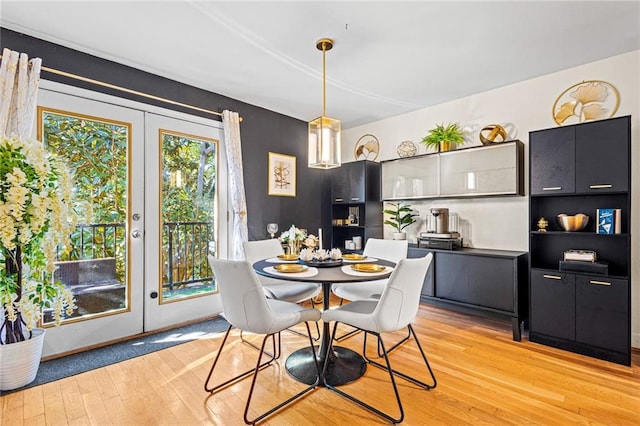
<box><xmin>308</xmin><ymin>38</ymin><xmax>341</xmax><ymax>169</ymax></box>
<box><xmin>308</xmin><ymin>115</ymin><xmax>341</xmax><ymax>169</ymax></box>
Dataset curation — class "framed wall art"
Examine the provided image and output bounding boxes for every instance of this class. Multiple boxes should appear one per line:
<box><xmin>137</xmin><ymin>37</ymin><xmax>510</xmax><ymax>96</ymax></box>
<box><xmin>268</xmin><ymin>152</ymin><xmax>296</xmax><ymax>197</ymax></box>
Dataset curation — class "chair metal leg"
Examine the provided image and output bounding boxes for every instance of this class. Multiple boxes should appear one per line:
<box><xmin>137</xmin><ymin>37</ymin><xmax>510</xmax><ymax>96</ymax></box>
<box><xmin>364</xmin><ymin>324</ymin><xmax>437</xmax><ymax>390</ymax></box>
<box><xmin>204</xmin><ymin>325</ymin><xmax>278</xmax><ymax>393</ymax></box>
<box><xmin>375</xmin><ymin>325</ymin><xmax>411</xmax><ymax>357</ymax></box>
<box><xmin>239</xmin><ymin>329</ymin><xmax>281</xmax><ymax>359</ymax></box>
<box><xmin>323</xmin><ymin>322</ymin><xmax>406</xmax><ymax>424</ymax></box>
<box><xmin>284</xmin><ymin>320</ymin><xmax>321</xmax><ymax>341</ymax></box>
<box><xmin>205</xmin><ymin>323</ymin><xmax>321</xmax><ymax>425</ymax></box>
<box><xmin>244</xmin><ymin>322</ymin><xmax>322</xmax><ymax>425</ymax></box>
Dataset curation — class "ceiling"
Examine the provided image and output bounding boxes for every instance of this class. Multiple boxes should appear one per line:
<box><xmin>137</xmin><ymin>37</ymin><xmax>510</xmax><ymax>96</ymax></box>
<box><xmin>1</xmin><ymin>1</ymin><xmax>639</xmax><ymax>129</ymax></box>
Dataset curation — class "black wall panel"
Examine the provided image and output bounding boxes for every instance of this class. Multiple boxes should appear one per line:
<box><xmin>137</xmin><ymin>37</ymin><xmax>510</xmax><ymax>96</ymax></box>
<box><xmin>1</xmin><ymin>27</ymin><xmax>331</xmax><ymax>242</ymax></box>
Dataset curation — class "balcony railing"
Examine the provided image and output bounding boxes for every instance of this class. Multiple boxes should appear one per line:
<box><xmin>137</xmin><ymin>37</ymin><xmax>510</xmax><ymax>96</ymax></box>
<box><xmin>56</xmin><ymin>221</ymin><xmax>215</xmax><ymax>290</ymax></box>
<box><xmin>164</xmin><ymin>221</ymin><xmax>216</xmax><ymax>291</ymax></box>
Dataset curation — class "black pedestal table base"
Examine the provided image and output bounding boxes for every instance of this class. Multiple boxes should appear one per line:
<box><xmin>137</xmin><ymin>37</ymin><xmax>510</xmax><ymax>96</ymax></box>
<box><xmin>285</xmin><ymin>345</ymin><xmax>366</xmax><ymax>386</ymax></box>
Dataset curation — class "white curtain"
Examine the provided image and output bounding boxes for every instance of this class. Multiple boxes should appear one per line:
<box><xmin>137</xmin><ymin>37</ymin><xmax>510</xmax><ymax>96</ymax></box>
<box><xmin>222</xmin><ymin>110</ymin><xmax>248</xmax><ymax>260</ymax></box>
<box><xmin>0</xmin><ymin>48</ymin><xmax>42</xmax><ymax>138</ymax></box>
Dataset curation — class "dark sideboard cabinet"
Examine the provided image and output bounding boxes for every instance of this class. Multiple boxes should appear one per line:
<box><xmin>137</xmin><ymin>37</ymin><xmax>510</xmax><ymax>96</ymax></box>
<box><xmin>409</xmin><ymin>246</ymin><xmax>528</xmax><ymax>341</ymax></box>
<box><xmin>330</xmin><ymin>161</ymin><xmax>382</xmax><ymax>252</ymax></box>
<box><xmin>528</xmin><ymin>115</ymin><xmax>631</xmax><ymax>365</ymax></box>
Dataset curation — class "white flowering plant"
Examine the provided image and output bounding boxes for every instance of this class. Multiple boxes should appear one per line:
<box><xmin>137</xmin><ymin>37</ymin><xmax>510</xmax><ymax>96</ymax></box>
<box><xmin>0</xmin><ymin>136</ymin><xmax>77</xmax><ymax>345</ymax></box>
<box><xmin>278</xmin><ymin>225</ymin><xmax>306</xmax><ymax>243</ymax></box>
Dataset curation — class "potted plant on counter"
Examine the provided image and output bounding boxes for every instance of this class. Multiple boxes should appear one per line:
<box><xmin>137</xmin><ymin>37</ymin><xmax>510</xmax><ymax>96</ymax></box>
<box><xmin>0</xmin><ymin>135</ymin><xmax>77</xmax><ymax>391</ymax></box>
<box><xmin>421</xmin><ymin>122</ymin><xmax>466</xmax><ymax>152</ymax></box>
<box><xmin>383</xmin><ymin>202</ymin><xmax>419</xmax><ymax>240</ymax></box>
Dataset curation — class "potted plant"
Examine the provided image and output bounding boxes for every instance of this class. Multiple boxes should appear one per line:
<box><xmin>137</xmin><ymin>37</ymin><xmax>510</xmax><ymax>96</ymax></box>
<box><xmin>279</xmin><ymin>225</ymin><xmax>307</xmax><ymax>255</ymax></box>
<box><xmin>0</xmin><ymin>135</ymin><xmax>77</xmax><ymax>391</ymax></box>
<box><xmin>421</xmin><ymin>122</ymin><xmax>466</xmax><ymax>152</ymax></box>
<box><xmin>383</xmin><ymin>202</ymin><xmax>419</xmax><ymax>240</ymax></box>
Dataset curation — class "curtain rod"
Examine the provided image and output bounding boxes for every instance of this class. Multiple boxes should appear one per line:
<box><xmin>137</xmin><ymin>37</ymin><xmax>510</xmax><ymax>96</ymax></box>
<box><xmin>0</xmin><ymin>53</ymin><xmax>241</xmax><ymax>121</ymax></box>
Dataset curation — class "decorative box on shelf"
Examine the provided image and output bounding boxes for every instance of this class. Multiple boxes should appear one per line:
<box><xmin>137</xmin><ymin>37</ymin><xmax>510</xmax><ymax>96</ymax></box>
<box><xmin>559</xmin><ymin>260</ymin><xmax>608</xmax><ymax>275</ymax></box>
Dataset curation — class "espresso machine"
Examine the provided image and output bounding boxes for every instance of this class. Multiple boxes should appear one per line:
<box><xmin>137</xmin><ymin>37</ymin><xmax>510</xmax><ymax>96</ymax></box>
<box><xmin>418</xmin><ymin>208</ymin><xmax>462</xmax><ymax>250</ymax></box>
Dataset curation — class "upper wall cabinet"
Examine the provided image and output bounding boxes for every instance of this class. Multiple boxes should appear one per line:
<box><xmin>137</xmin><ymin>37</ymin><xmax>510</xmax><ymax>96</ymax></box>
<box><xmin>530</xmin><ymin>116</ymin><xmax>630</xmax><ymax>196</ymax></box>
<box><xmin>381</xmin><ymin>140</ymin><xmax>524</xmax><ymax>200</ymax></box>
<box><xmin>331</xmin><ymin>160</ymin><xmax>380</xmax><ymax>204</ymax></box>
<box><xmin>381</xmin><ymin>154</ymin><xmax>440</xmax><ymax>199</ymax></box>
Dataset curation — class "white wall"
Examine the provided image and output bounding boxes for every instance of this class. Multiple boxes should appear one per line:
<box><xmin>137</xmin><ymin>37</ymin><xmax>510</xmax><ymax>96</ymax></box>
<box><xmin>343</xmin><ymin>50</ymin><xmax>640</xmax><ymax>348</ymax></box>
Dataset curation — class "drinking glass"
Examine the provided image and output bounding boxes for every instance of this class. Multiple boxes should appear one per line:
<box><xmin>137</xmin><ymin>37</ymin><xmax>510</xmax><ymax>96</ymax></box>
<box><xmin>266</xmin><ymin>223</ymin><xmax>278</xmax><ymax>239</ymax></box>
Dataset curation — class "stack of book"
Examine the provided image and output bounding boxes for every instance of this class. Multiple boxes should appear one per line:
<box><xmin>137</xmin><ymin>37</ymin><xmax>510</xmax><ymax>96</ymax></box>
<box><xmin>560</xmin><ymin>249</ymin><xmax>608</xmax><ymax>275</ymax></box>
<box><xmin>596</xmin><ymin>208</ymin><xmax>622</xmax><ymax>234</ymax></box>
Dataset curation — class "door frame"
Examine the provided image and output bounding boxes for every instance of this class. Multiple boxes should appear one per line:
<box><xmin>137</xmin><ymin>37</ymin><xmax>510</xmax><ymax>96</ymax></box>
<box><xmin>37</xmin><ymin>80</ymin><xmax>227</xmax><ymax>355</ymax></box>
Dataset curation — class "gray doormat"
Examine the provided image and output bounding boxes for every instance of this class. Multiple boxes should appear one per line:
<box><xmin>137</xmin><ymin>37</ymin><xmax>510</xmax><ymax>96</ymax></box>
<box><xmin>0</xmin><ymin>316</ymin><xmax>229</xmax><ymax>395</ymax></box>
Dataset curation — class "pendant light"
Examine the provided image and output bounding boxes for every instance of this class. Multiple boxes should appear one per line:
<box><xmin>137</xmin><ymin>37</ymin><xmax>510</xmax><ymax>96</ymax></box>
<box><xmin>308</xmin><ymin>38</ymin><xmax>341</xmax><ymax>169</ymax></box>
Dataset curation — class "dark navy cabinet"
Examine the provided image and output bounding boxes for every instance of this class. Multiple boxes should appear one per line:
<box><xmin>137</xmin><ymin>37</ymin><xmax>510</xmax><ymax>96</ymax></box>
<box><xmin>530</xmin><ymin>126</ymin><xmax>575</xmax><ymax>195</ymax></box>
<box><xmin>528</xmin><ymin>116</ymin><xmax>631</xmax><ymax>366</ymax></box>
<box><xmin>409</xmin><ymin>247</ymin><xmax>528</xmax><ymax>341</ymax></box>
<box><xmin>330</xmin><ymin>161</ymin><xmax>382</xmax><ymax>252</ymax></box>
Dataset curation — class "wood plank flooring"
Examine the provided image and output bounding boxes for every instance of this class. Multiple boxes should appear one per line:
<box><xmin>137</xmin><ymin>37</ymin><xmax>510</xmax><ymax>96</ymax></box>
<box><xmin>2</xmin><ymin>304</ymin><xmax>638</xmax><ymax>425</ymax></box>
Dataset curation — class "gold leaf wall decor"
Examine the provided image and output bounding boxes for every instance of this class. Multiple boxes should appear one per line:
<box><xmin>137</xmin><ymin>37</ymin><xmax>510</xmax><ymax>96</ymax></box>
<box><xmin>354</xmin><ymin>134</ymin><xmax>380</xmax><ymax>161</ymax></box>
<box><xmin>552</xmin><ymin>80</ymin><xmax>619</xmax><ymax>125</ymax></box>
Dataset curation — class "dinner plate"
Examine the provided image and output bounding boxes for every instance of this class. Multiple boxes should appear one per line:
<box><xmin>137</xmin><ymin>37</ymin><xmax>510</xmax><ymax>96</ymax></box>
<box><xmin>274</xmin><ymin>264</ymin><xmax>308</xmax><ymax>273</ymax></box>
<box><xmin>277</xmin><ymin>254</ymin><xmax>300</xmax><ymax>261</ymax></box>
<box><xmin>350</xmin><ymin>263</ymin><xmax>386</xmax><ymax>273</ymax></box>
<box><xmin>342</xmin><ymin>254</ymin><xmax>367</xmax><ymax>260</ymax></box>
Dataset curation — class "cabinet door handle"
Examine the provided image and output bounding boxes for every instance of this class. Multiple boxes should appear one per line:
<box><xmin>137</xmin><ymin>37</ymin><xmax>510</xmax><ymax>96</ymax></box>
<box><xmin>335</xmin><ymin>198</ymin><xmax>343</xmax><ymax>202</ymax></box>
<box><xmin>542</xmin><ymin>186</ymin><xmax>562</xmax><ymax>191</ymax></box>
<box><xmin>589</xmin><ymin>184</ymin><xmax>613</xmax><ymax>189</ymax></box>
<box><xmin>589</xmin><ymin>280</ymin><xmax>611</xmax><ymax>286</ymax></box>
<box><xmin>350</xmin><ymin>197</ymin><xmax>360</xmax><ymax>201</ymax></box>
<box><xmin>543</xmin><ymin>274</ymin><xmax>562</xmax><ymax>280</ymax></box>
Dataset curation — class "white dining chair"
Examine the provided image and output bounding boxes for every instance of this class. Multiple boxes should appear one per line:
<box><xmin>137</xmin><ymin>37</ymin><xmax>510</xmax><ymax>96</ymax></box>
<box><xmin>321</xmin><ymin>254</ymin><xmax>436</xmax><ymax>424</ymax></box>
<box><xmin>205</xmin><ymin>256</ymin><xmax>322</xmax><ymax>425</ymax></box>
<box><xmin>244</xmin><ymin>239</ymin><xmax>321</xmax><ymax>342</ymax></box>
<box><xmin>331</xmin><ymin>238</ymin><xmax>408</xmax><ymax>343</ymax></box>
<box><xmin>243</xmin><ymin>239</ymin><xmax>321</xmax><ymax>304</ymax></box>
<box><xmin>332</xmin><ymin>238</ymin><xmax>408</xmax><ymax>301</ymax></box>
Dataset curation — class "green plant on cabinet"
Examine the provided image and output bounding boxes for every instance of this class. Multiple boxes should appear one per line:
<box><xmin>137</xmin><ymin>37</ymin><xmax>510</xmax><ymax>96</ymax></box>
<box><xmin>421</xmin><ymin>122</ymin><xmax>466</xmax><ymax>152</ymax></box>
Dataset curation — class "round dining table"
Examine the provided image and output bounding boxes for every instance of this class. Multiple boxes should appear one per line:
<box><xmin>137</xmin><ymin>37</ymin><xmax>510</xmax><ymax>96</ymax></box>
<box><xmin>252</xmin><ymin>257</ymin><xmax>395</xmax><ymax>387</ymax></box>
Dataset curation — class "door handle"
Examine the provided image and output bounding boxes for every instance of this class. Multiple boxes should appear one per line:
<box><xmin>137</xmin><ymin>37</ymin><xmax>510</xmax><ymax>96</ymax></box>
<box><xmin>589</xmin><ymin>280</ymin><xmax>611</xmax><ymax>286</ymax></box>
<box><xmin>131</xmin><ymin>229</ymin><xmax>142</xmax><ymax>239</ymax></box>
<box><xmin>589</xmin><ymin>184</ymin><xmax>613</xmax><ymax>189</ymax></box>
<box><xmin>543</xmin><ymin>274</ymin><xmax>562</xmax><ymax>280</ymax></box>
<box><xmin>542</xmin><ymin>186</ymin><xmax>562</xmax><ymax>191</ymax></box>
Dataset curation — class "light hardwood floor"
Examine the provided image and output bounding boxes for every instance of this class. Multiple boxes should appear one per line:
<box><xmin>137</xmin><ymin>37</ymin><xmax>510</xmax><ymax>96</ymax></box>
<box><xmin>2</xmin><ymin>303</ymin><xmax>639</xmax><ymax>425</ymax></box>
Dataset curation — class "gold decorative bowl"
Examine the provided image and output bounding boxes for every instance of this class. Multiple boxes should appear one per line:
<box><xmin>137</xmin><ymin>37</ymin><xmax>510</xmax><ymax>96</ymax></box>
<box><xmin>556</xmin><ymin>213</ymin><xmax>589</xmax><ymax>232</ymax></box>
<box><xmin>351</xmin><ymin>264</ymin><xmax>386</xmax><ymax>273</ymax></box>
<box><xmin>343</xmin><ymin>254</ymin><xmax>367</xmax><ymax>260</ymax></box>
<box><xmin>277</xmin><ymin>254</ymin><xmax>299</xmax><ymax>261</ymax></box>
<box><xmin>274</xmin><ymin>264</ymin><xmax>308</xmax><ymax>273</ymax></box>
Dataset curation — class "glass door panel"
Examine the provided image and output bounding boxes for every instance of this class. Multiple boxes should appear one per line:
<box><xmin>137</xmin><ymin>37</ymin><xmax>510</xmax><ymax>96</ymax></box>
<box><xmin>160</xmin><ymin>129</ymin><xmax>218</xmax><ymax>302</ymax></box>
<box><xmin>40</xmin><ymin>107</ymin><xmax>130</xmax><ymax>321</ymax></box>
<box><xmin>144</xmin><ymin>113</ymin><xmax>226</xmax><ymax>331</ymax></box>
<box><xmin>35</xmin><ymin>88</ymin><xmax>145</xmax><ymax>357</ymax></box>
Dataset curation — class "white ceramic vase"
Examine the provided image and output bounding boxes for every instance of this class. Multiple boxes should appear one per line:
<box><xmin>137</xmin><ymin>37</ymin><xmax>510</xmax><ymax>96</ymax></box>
<box><xmin>392</xmin><ymin>232</ymin><xmax>407</xmax><ymax>240</ymax></box>
<box><xmin>0</xmin><ymin>328</ymin><xmax>46</xmax><ymax>391</ymax></box>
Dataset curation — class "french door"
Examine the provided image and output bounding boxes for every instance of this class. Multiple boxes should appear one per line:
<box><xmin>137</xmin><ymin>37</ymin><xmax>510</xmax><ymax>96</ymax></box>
<box><xmin>35</xmin><ymin>84</ymin><xmax>225</xmax><ymax>356</ymax></box>
<box><xmin>143</xmin><ymin>113</ymin><xmax>226</xmax><ymax>331</ymax></box>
